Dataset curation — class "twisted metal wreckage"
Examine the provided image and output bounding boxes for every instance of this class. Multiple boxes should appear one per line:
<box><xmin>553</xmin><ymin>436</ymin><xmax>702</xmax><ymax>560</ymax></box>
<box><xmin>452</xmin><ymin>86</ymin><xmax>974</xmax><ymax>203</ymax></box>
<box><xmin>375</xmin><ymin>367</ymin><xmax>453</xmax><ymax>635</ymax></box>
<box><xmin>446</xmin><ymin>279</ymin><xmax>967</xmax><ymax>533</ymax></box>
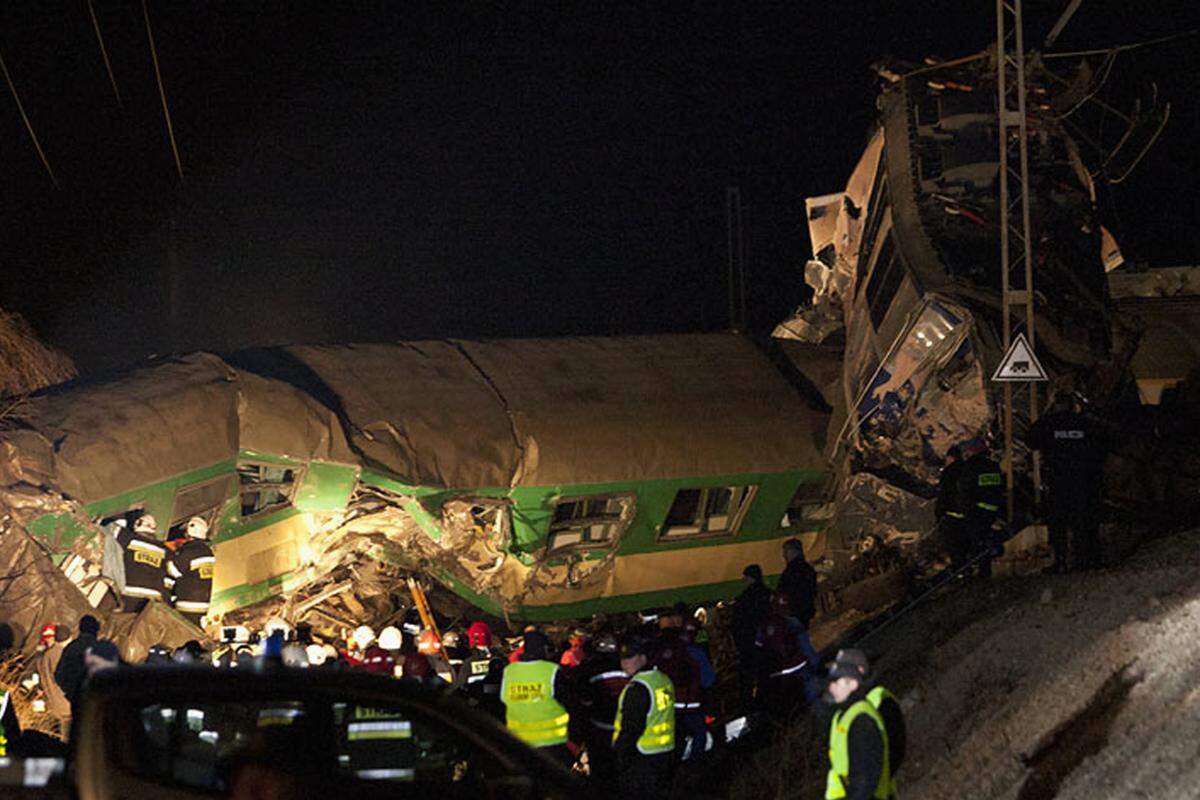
<box><xmin>774</xmin><ymin>47</ymin><xmax>1200</xmax><ymax>582</ymax></box>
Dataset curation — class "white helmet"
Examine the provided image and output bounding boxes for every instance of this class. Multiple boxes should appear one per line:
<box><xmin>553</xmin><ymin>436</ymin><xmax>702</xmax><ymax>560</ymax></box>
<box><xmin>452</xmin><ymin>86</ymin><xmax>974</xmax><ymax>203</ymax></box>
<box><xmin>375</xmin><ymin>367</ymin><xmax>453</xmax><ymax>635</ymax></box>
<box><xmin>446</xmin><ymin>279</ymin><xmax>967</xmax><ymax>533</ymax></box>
<box><xmin>133</xmin><ymin>514</ymin><xmax>158</xmax><ymax>534</ymax></box>
<box><xmin>377</xmin><ymin>626</ymin><xmax>402</xmax><ymax>651</ymax></box>
<box><xmin>263</xmin><ymin>618</ymin><xmax>290</xmax><ymax>641</ymax></box>
<box><xmin>351</xmin><ymin>625</ymin><xmax>375</xmax><ymax>650</ymax></box>
<box><xmin>305</xmin><ymin>643</ymin><xmax>328</xmax><ymax>666</ymax></box>
<box><xmin>186</xmin><ymin>516</ymin><xmax>210</xmax><ymax>540</ymax></box>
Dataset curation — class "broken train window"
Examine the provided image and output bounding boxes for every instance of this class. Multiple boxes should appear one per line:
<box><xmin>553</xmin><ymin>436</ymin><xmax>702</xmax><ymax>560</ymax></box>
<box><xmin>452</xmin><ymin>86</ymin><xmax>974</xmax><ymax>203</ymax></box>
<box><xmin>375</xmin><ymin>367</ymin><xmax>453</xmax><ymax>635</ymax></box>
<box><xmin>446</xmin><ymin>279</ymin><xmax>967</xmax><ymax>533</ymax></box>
<box><xmin>546</xmin><ymin>495</ymin><xmax>635</xmax><ymax>555</ymax></box>
<box><xmin>786</xmin><ymin>475</ymin><xmax>835</xmax><ymax>525</ymax></box>
<box><xmin>441</xmin><ymin>498</ymin><xmax>512</xmax><ymax>551</ymax></box>
<box><xmin>237</xmin><ymin>463</ymin><xmax>301</xmax><ymax>518</ymax></box>
<box><xmin>660</xmin><ymin>486</ymin><xmax>757</xmax><ymax>540</ymax></box>
<box><xmin>168</xmin><ymin>474</ymin><xmax>236</xmax><ymax>539</ymax></box>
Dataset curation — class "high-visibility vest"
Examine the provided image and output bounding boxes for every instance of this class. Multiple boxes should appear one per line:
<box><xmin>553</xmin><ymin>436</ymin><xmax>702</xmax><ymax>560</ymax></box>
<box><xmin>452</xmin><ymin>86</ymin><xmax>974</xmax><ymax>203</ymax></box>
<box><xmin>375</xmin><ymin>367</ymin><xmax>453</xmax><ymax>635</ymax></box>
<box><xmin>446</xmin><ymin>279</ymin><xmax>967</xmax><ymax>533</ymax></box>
<box><xmin>501</xmin><ymin>660</ymin><xmax>569</xmax><ymax>748</ymax></box>
<box><xmin>0</xmin><ymin>690</ymin><xmax>8</xmax><ymax>757</ymax></box>
<box><xmin>613</xmin><ymin>669</ymin><xmax>675</xmax><ymax>755</ymax></box>
<box><xmin>866</xmin><ymin>686</ymin><xmax>900</xmax><ymax>799</ymax></box>
<box><xmin>826</xmin><ymin>699</ymin><xmax>890</xmax><ymax>800</ymax></box>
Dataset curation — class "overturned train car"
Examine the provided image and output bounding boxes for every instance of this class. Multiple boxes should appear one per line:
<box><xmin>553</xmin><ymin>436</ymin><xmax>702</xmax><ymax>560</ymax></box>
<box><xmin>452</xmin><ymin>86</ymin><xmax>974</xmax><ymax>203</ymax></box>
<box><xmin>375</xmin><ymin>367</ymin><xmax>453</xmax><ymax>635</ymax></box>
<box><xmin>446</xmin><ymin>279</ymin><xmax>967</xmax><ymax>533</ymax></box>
<box><xmin>1</xmin><ymin>334</ymin><xmax>829</xmax><ymax>635</ymax></box>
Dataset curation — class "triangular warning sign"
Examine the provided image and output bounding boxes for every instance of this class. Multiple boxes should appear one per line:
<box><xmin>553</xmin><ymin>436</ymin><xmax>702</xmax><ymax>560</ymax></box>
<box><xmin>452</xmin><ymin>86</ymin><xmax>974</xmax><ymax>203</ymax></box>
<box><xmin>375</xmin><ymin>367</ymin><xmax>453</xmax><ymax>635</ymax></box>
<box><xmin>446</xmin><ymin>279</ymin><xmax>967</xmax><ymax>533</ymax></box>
<box><xmin>991</xmin><ymin>333</ymin><xmax>1047</xmax><ymax>382</ymax></box>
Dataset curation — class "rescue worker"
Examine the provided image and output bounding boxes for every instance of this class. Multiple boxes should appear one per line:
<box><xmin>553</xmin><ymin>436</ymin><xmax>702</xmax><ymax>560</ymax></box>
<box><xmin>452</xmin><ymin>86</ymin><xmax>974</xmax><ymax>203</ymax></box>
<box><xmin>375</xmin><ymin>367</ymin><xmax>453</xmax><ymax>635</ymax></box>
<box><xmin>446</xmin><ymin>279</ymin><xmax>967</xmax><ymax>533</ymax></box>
<box><xmin>732</xmin><ymin>563</ymin><xmax>772</xmax><ymax>708</ymax></box>
<box><xmin>500</xmin><ymin>630</ymin><xmax>574</xmax><ymax>767</ymax></box>
<box><xmin>961</xmin><ymin>445</ymin><xmax>1004</xmax><ymax>578</ymax></box>
<box><xmin>54</xmin><ymin>614</ymin><xmax>100</xmax><ymax>728</ymax></box>
<box><xmin>378</xmin><ymin>626</ymin><xmax>404</xmax><ymax>677</ymax></box>
<box><xmin>778</xmin><ymin>538</ymin><xmax>818</xmax><ymax>629</ymax></box>
<box><xmin>0</xmin><ymin>624</ymin><xmax>22</xmax><ymax>756</ymax></box>
<box><xmin>37</xmin><ymin>624</ymin><xmax>72</xmax><ymax>731</ymax></box>
<box><xmin>756</xmin><ymin>592</ymin><xmax>816</xmax><ymax>718</ymax></box>
<box><xmin>165</xmin><ymin>516</ymin><xmax>215</xmax><ymax>626</ymax></box>
<box><xmin>936</xmin><ymin>444</ymin><xmax>972</xmax><ymax>572</ymax></box>
<box><xmin>867</xmin><ymin>683</ymin><xmax>907</xmax><ymax>784</ymax></box>
<box><xmin>442</xmin><ymin>630</ymin><xmax>467</xmax><ymax>680</ymax></box>
<box><xmin>575</xmin><ymin>630</ymin><xmax>627</xmax><ymax>792</ymax></box>
<box><xmin>116</xmin><ymin>513</ymin><xmax>168</xmax><ymax>612</ymax></box>
<box><xmin>1028</xmin><ymin>394</ymin><xmax>1110</xmax><ymax>572</ymax></box>
<box><xmin>824</xmin><ymin>649</ymin><xmax>892</xmax><ymax>800</ymax></box>
<box><xmin>612</xmin><ymin>634</ymin><xmax>675</xmax><ymax>800</ymax></box>
<box><xmin>560</xmin><ymin>629</ymin><xmax>587</xmax><ymax>668</ymax></box>
<box><xmin>655</xmin><ymin>621</ymin><xmax>704</xmax><ymax>763</ymax></box>
<box><xmin>360</xmin><ymin>644</ymin><xmax>396</xmax><ymax>676</ymax></box>
<box><xmin>417</xmin><ymin>629</ymin><xmax>454</xmax><ymax>682</ymax></box>
<box><xmin>456</xmin><ymin>621</ymin><xmax>504</xmax><ymax>719</ymax></box>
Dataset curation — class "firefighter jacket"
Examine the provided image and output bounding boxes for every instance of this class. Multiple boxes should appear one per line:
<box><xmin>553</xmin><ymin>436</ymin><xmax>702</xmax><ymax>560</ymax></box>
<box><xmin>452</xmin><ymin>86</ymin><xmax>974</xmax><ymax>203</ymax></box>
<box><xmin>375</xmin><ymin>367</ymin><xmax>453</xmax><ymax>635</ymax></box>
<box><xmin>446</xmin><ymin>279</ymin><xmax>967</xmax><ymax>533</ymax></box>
<box><xmin>116</xmin><ymin>527</ymin><xmax>167</xmax><ymax>600</ymax></box>
<box><xmin>936</xmin><ymin>459</ymin><xmax>971</xmax><ymax>520</ymax></box>
<box><xmin>656</xmin><ymin>632</ymin><xmax>702</xmax><ymax>712</ymax></box>
<box><xmin>826</xmin><ymin>698</ymin><xmax>891</xmax><ymax>800</ymax></box>
<box><xmin>165</xmin><ymin>539</ymin><xmax>214</xmax><ymax>614</ymax></box>
<box><xmin>613</xmin><ymin>669</ymin><xmax>675</xmax><ymax>756</ymax></box>
<box><xmin>577</xmin><ymin>653</ymin><xmax>629</xmax><ymax>732</ymax></box>
<box><xmin>500</xmin><ymin>660</ymin><xmax>570</xmax><ymax>748</ymax></box>
<box><xmin>756</xmin><ymin>612</ymin><xmax>810</xmax><ymax>679</ymax></box>
<box><xmin>962</xmin><ymin>453</ymin><xmax>1004</xmax><ymax>519</ymax></box>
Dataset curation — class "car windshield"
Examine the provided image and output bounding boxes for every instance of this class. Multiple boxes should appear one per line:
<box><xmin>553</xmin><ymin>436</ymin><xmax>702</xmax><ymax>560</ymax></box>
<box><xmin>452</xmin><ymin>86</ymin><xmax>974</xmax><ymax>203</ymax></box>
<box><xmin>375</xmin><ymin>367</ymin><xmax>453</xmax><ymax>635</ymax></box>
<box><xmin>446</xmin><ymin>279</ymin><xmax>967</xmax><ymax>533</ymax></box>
<box><xmin>117</xmin><ymin>696</ymin><xmax>515</xmax><ymax>798</ymax></box>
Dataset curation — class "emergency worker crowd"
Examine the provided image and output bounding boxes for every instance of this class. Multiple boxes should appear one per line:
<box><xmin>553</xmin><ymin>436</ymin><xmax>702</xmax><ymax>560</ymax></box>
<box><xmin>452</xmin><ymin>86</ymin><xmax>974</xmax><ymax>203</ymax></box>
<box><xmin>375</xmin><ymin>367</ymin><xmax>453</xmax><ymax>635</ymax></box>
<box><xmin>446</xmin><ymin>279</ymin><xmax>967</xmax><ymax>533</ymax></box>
<box><xmin>7</xmin><ymin>535</ymin><xmax>911</xmax><ymax>800</ymax></box>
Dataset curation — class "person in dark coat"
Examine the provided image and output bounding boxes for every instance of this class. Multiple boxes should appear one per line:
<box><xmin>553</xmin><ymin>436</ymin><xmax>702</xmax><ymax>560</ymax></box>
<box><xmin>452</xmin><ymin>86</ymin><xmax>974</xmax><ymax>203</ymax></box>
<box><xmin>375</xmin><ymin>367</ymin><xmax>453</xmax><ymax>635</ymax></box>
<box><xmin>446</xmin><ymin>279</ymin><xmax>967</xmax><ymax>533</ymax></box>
<box><xmin>1028</xmin><ymin>394</ymin><xmax>1111</xmax><ymax>572</ymax></box>
<box><xmin>777</xmin><ymin>538</ymin><xmax>818</xmax><ymax>629</ymax></box>
<box><xmin>54</xmin><ymin>614</ymin><xmax>100</xmax><ymax>723</ymax></box>
<box><xmin>165</xmin><ymin>516</ymin><xmax>215</xmax><ymax>626</ymax></box>
<box><xmin>936</xmin><ymin>445</ymin><xmax>972</xmax><ymax>571</ymax></box>
<box><xmin>732</xmin><ymin>564</ymin><xmax>772</xmax><ymax>708</ymax></box>
<box><xmin>960</xmin><ymin>446</ymin><xmax>1004</xmax><ymax>578</ymax></box>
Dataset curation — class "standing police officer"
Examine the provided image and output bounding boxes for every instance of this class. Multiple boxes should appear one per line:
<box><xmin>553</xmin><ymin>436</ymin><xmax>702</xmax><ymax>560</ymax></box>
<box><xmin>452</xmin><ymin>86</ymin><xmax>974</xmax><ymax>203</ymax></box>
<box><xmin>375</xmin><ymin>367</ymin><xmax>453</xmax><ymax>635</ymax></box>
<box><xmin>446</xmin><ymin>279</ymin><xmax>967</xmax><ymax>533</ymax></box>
<box><xmin>612</xmin><ymin>634</ymin><xmax>675</xmax><ymax>800</ymax></box>
<box><xmin>824</xmin><ymin>649</ymin><xmax>893</xmax><ymax>800</ymax></box>
<box><xmin>1028</xmin><ymin>394</ymin><xmax>1110</xmax><ymax>571</ymax></box>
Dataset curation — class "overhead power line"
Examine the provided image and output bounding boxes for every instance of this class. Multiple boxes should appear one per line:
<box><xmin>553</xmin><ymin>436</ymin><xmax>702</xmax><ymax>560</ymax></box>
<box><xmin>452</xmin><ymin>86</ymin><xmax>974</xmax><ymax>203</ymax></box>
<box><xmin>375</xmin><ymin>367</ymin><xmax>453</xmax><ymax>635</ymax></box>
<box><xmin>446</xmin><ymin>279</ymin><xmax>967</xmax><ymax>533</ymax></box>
<box><xmin>1045</xmin><ymin>28</ymin><xmax>1200</xmax><ymax>59</ymax></box>
<box><xmin>142</xmin><ymin>0</ymin><xmax>184</xmax><ymax>183</ymax></box>
<box><xmin>0</xmin><ymin>48</ymin><xmax>57</xmax><ymax>188</ymax></box>
<box><xmin>87</xmin><ymin>0</ymin><xmax>122</xmax><ymax>107</ymax></box>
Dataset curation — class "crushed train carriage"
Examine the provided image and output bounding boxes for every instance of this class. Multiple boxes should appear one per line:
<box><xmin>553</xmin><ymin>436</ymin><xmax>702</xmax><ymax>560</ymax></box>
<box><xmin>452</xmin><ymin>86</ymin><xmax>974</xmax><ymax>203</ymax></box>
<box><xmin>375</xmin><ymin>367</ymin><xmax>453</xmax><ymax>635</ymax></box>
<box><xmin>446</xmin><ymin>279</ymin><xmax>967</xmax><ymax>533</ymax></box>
<box><xmin>1</xmin><ymin>333</ymin><xmax>831</xmax><ymax>635</ymax></box>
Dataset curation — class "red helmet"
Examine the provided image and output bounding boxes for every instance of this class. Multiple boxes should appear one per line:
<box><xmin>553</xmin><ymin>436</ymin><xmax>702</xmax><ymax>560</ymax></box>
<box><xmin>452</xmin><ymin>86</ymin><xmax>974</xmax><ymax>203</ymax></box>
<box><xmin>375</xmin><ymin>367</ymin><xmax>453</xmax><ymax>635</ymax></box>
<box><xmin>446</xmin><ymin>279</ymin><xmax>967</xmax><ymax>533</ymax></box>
<box><xmin>466</xmin><ymin>621</ymin><xmax>493</xmax><ymax>649</ymax></box>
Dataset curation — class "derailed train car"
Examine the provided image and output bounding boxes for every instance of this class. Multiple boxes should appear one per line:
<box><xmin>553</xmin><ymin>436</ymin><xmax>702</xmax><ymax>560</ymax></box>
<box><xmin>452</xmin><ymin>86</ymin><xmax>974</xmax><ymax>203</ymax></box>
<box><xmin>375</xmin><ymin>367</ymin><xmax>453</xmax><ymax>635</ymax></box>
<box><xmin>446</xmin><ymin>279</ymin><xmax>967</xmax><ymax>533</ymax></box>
<box><xmin>775</xmin><ymin>53</ymin><xmax>1140</xmax><ymax>533</ymax></box>
<box><xmin>1</xmin><ymin>334</ymin><xmax>829</xmax><ymax>632</ymax></box>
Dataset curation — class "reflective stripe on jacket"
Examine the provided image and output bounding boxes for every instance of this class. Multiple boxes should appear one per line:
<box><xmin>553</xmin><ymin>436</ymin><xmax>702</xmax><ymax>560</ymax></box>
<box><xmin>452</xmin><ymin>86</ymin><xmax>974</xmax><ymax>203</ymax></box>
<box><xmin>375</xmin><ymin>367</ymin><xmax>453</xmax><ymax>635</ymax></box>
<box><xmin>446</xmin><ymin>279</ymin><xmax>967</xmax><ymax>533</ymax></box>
<box><xmin>614</xmin><ymin>669</ymin><xmax>675</xmax><ymax>755</ymax></box>
<box><xmin>501</xmin><ymin>660</ymin><xmax>569</xmax><ymax>747</ymax></box>
<box><xmin>826</xmin><ymin>699</ymin><xmax>890</xmax><ymax>800</ymax></box>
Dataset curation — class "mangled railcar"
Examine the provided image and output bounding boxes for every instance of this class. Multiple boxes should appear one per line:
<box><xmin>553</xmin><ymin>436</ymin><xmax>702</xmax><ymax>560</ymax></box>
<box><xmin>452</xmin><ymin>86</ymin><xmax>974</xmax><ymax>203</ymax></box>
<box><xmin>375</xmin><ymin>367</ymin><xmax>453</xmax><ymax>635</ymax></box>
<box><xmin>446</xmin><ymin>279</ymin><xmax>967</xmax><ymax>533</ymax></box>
<box><xmin>3</xmin><ymin>334</ymin><xmax>829</xmax><ymax>631</ymax></box>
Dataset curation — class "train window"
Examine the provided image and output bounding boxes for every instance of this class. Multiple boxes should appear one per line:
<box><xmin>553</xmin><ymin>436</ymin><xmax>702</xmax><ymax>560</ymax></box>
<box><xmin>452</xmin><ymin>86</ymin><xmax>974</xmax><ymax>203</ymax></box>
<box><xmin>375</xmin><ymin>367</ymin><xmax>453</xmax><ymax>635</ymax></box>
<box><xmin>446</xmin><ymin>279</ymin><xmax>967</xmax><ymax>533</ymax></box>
<box><xmin>546</xmin><ymin>495</ymin><xmax>634</xmax><ymax>555</ymax></box>
<box><xmin>660</xmin><ymin>486</ymin><xmax>757</xmax><ymax>540</ymax></box>
<box><xmin>865</xmin><ymin>233</ymin><xmax>904</xmax><ymax>330</ymax></box>
<box><xmin>168</xmin><ymin>475</ymin><xmax>236</xmax><ymax>539</ymax></box>
<box><xmin>237</xmin><ymin>463</ymin><xmax>301</xmax><ymax>519</ymax></box>
<box><xmin>787</xmin><ymin>476</ymin><xmax>836</xmax><ymax>525</ymax></box>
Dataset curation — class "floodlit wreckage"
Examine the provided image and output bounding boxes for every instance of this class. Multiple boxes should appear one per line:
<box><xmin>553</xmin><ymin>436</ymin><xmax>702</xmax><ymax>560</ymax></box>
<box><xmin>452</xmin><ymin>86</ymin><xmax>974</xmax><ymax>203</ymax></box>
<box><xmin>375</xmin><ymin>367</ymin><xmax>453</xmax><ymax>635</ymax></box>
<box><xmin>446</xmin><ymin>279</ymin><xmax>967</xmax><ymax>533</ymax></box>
<box><xmin>0</xmin><ymin>335</ymin><xmax>832</xmax><ymax>650</ymax></box>
<box><xmin>775</xmin><ymin>48</ymin><xmax>1200</xmax><ymax>579</ymax></box>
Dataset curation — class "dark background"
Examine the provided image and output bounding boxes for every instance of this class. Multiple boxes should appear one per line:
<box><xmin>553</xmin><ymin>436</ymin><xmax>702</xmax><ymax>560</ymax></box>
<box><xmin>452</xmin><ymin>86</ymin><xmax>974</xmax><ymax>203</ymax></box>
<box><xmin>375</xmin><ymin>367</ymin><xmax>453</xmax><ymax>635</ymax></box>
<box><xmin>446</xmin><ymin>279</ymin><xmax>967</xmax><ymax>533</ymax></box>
<box><xmin>2</xmin><ymin>1</ymin><xmax>1198</xmax><ymax>373</ymax></box>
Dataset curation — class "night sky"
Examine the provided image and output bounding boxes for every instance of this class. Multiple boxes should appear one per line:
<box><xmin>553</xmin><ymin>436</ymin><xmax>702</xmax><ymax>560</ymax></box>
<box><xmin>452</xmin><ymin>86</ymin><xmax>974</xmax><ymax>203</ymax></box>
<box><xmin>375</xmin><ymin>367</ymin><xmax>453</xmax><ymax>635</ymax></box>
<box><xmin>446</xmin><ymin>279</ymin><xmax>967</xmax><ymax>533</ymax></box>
<box><xmin>3</xmin><ymin>2</ymin><xmax>1199</xmax><ymax>373</ymax></box>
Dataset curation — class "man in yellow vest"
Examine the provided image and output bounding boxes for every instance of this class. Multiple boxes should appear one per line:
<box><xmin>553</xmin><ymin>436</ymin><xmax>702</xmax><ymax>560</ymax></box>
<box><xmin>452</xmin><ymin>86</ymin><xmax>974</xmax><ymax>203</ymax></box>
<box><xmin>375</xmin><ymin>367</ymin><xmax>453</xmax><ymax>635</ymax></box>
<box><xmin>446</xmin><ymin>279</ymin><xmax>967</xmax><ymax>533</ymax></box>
<box><xmin>612</xmin><ymin>634</ymin><xmax>675</xmax><ymax>800</ymax></box>
<box><xmin>824</xmin><ymin>649</ymin><xmax>893</xmax><ymax>800</ymax></box>
<box><xmin>500</xmin><ymin>630</ymin><xmax>574</xmax><ymax>767</ymax></box>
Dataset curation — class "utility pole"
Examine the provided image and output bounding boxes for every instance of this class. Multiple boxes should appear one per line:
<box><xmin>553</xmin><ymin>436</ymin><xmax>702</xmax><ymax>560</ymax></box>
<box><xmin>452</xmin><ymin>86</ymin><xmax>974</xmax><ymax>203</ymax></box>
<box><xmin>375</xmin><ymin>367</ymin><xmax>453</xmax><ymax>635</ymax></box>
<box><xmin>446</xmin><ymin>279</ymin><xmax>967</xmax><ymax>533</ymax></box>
<box><xmin>995</xmin><ymin>0</ymin><xmax>1041</xmax><ymax>521</ymax></box>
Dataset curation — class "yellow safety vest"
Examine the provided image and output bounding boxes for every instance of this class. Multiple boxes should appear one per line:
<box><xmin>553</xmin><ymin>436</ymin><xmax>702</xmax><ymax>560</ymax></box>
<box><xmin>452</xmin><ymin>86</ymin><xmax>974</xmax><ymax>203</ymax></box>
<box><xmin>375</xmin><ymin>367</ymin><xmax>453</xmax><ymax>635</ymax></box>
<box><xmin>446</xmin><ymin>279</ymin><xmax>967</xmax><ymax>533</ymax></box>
<box><xmin>867</xmin><ymin>686</ymin><xmax>900</xmax><ymax>799</ymax></box>
<box><xmin>501</xmin><ymin>660</ymin><xmax>569</xmax><ymax>748</ymax></box>
<box><xmin>827</xmin><ymin>699</ymin><xmax>891</xmax><ymax>800</ymax></box>
<box><xmin>613</xmin><ymin>669</ymin><xmax>675</xmax><ymax>755</ymax></box>
<box><xmin>0</xmin><ymin>690</ymin><xmax>8</xmax><ymax>757</ymax></box>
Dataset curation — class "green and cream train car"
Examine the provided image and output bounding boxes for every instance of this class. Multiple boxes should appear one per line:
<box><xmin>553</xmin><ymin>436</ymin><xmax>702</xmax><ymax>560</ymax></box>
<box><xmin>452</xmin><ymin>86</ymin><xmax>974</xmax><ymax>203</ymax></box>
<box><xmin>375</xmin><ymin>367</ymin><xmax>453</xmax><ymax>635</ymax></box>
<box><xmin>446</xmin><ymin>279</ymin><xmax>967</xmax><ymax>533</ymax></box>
<box><xmin>8</xmin><ymin>334</ymin><xmax>830</xmax><ymax>625</ymax></box>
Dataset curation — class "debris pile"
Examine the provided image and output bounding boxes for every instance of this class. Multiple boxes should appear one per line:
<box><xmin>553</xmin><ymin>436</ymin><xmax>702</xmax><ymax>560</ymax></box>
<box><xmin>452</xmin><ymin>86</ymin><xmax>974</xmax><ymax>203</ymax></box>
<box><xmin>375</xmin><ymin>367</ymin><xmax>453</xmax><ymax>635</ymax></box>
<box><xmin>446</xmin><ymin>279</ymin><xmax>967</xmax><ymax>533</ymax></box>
<box><xmin>0</xmin><ymin>309</ymin><xmax>74</xmax><ymax>397</ymax></box>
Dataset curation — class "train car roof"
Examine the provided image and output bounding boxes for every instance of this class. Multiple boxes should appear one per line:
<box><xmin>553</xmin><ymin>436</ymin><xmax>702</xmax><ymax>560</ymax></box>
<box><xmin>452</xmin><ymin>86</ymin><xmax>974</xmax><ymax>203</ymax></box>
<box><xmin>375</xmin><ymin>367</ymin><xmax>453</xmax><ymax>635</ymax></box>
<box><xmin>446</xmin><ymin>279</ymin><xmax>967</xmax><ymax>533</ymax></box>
<box><xmin>7</xmin><ymin>333</ymin><xmax>828</xmax><ymax>502</ymax></box>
